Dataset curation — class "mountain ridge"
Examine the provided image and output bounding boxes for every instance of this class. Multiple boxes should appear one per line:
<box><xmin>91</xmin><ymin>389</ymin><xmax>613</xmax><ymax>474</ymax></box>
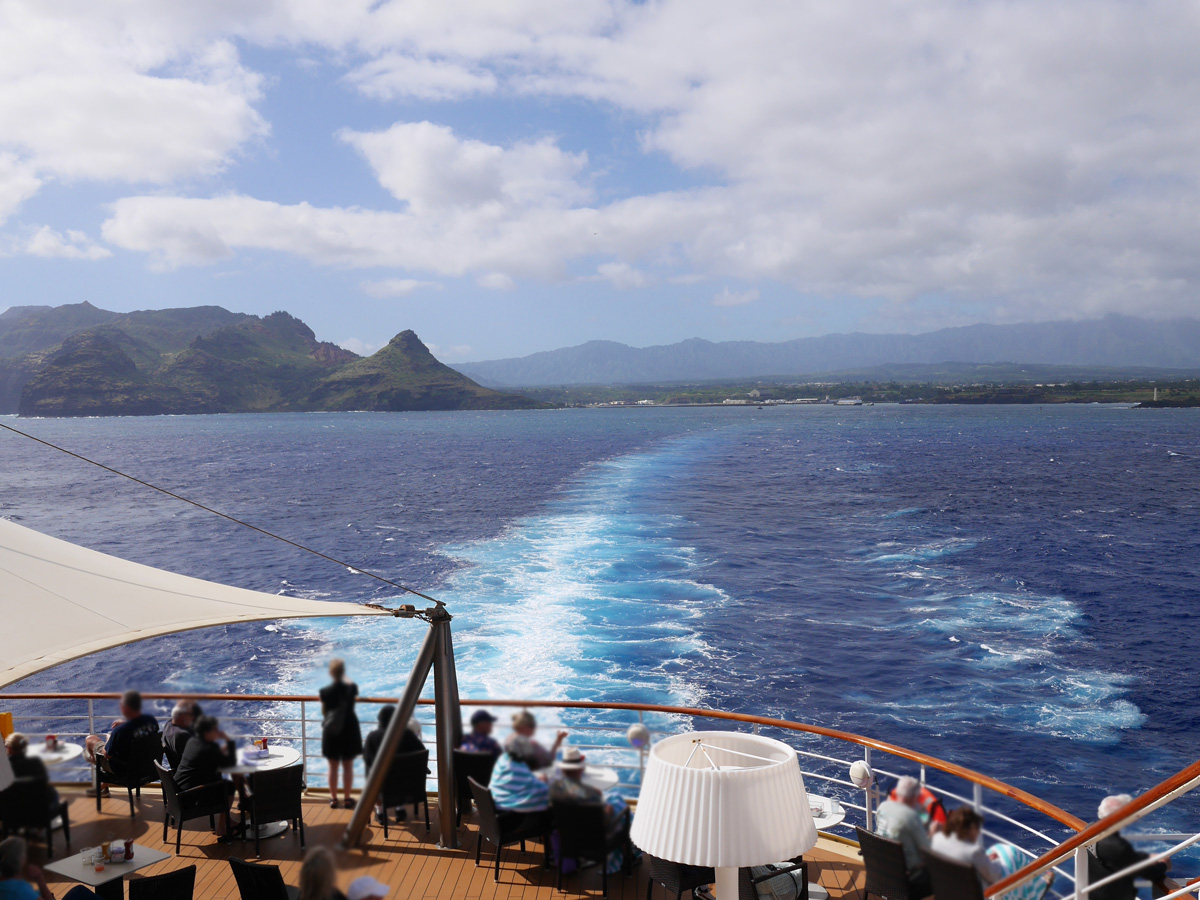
<box><xmin>453</xmin><ymin>315</ymin><xmax>1200</xmax><ymax>386</ymax></box>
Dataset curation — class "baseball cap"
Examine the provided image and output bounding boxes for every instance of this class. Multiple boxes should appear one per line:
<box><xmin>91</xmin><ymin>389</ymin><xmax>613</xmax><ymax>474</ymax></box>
<box><xmin>347</xmin><ymin>876</ymin><xmax>391</xmax><ymax>900</ymax></box>
<box><xmin>470</xmin><ymin>709</ymin><xmax>497</xmax><ymax>725</ymax></box>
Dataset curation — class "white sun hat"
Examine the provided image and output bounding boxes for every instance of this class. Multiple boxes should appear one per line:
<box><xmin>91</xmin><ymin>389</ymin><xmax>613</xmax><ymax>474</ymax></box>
<box><xmin>347</xmin><ymin>876</ymin><xmax>391</xmax><ymax>900</ymax></box>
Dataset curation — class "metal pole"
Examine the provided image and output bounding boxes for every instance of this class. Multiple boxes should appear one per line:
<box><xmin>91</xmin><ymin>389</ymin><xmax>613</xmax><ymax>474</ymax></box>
<box><xmin>1074</xmin><ymin>845</ymin><xmax>1089</xmax><ymax>900</ymax></box>
<box><xmin>433</xmin><ymin>608</ymin><xmax>462</xmax><ymax>848</ymax></box>
<box><xmin>300</xmin><ymin>701</ymin><xmax>309</xmax><ymax>791</ymax></box>
<box><xmin>863</xmin><ymin>747</ymin><xmax>874</xmax><ymax>832</ymax></box>
<box><xmin>341</xmin><ymin>622</ymin><xmax>439</xmax><ymax>849</ymax></box>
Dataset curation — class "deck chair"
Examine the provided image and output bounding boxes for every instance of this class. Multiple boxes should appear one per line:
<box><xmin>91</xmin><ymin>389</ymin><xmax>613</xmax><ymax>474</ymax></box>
<box><xmin>96</xmin><ymin>730</ymin><xmax>163</xmax><ymax>817</ymax></box>
<box><xmin>454</xmin><ymin>749</ymin><xmax>497</xmax><ymax>826</ymax></box>
<box><xmin>645</xmin><ymin>855</ymin><xmax>715</xmax><ymax>900</ymax></box>
<box><xmin>379</xmin><ymin>749</ymin><xmax>430</xmax><ymax>838</ymax></box>
<box><xmin>128</xmin><ymin>865</ymin><xmax>196</xmax><ymax>900</ymax></box>
<box><xmin>155</xmin><ymin>762</ymin><xmax>228</xmax><ymax>854</ymax></box>
<box><xmin>921</xmin><ymin>849</ymin><xmax>984</xmax><ymax>900</ymax></box>
<box><xmin>469</xmin><ymin>776</ymin><xmax>552</xmax><ymax>882</ymax></box>
<box><xmin>229</xmin><ymin>857</ymin><xmax>300</xmax><ymax>900</ymax></box>
<box><xmin>0</xmin><ymin>776</ymin><xmax>71</xmax><ymax>858</ymax></box>
<box><xmin>855</xmin><ymin>827</ymin><xmax>914</xmax><ymax>900</ymax></box>
<box><xmin>246</xmin><ymin>764</ymin><xmax>306</xmax><ymax>857</ymax></box>
<box><xmin>553</xmin><ymin>800</ymin><xmax>632</xmax><ymax>897</ymax></box>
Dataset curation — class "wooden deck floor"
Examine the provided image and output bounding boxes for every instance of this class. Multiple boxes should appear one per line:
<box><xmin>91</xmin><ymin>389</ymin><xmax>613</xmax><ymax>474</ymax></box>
<box><xmin>32</xmin><ymin>787</ymin><xmax>867</xmax><ymax>900</ymax></box>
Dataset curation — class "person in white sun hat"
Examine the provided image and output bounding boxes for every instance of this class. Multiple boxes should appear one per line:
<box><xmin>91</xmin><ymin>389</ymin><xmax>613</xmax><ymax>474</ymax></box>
<box><xmin>347</xmin><ymin>876</ymin><xmax>390</xmax><ymax>900</ymax></box>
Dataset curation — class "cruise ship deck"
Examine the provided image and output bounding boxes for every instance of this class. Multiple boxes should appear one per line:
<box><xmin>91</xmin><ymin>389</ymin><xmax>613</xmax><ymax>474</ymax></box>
<box><xmin>38</xmin><ymin>786</ymin><xmax>870</xmax><ymax>900</ymax></box>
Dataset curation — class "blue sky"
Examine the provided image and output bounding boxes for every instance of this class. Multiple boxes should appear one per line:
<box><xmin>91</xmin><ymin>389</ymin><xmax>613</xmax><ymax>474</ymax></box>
<box><xmin>2</xmin><ymin>2</ymin><xmax>1199</xmax><ymax>361</ymax></box>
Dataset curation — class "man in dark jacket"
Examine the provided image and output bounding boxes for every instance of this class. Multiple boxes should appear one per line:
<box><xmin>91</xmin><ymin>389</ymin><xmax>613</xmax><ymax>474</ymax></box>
<box><xmin>83</xmin><ymin>690</ymin><xmax>159</xmax><ymax>791</ymax></box>
<box><xmin>1090</xmin><ymin>795</ymin><xmax>1170</xmax><ymax>900</ymax></box>
<box><xmin>363</xmin><ymin>706</ymin><xmax>425</xmax><ymax>824</ymax></box>
<box><xmin>162</xmin><ymin>701</ymin><xmax>200</xmax><ymax>769</ymax></box>
<box><xmin>174</xmin><ymin>716</ymin><xmax>239</xmax><ymax>841</ymax></box>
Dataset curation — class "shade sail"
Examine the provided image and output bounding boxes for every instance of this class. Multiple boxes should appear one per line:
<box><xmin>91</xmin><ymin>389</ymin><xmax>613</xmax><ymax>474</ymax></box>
<box><xmin>0</xmin><ymin>518</ymin><xmax>389</xmax><ymax>689</ymax></box>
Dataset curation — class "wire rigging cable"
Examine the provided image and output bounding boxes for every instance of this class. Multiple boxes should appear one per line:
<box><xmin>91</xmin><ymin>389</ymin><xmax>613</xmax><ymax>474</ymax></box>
<box><xmin>0</xmin><ymin>420</ymin><xmax>438</xmax><ymax>604</ymax></box>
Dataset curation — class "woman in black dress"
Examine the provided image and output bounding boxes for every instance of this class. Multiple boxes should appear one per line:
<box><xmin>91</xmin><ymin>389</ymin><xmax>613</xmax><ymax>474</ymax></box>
<box><xmin>319</xmin><ymin>658</ymin><xmax>362</xmax><ymax>808</ymax></box>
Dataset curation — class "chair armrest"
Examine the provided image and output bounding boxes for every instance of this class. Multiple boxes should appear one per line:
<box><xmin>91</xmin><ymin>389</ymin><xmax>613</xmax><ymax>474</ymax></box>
<box><xmin>750</xmin><ymin>859</ymin><xmax>807</xmax><ymax>885</ymax></box>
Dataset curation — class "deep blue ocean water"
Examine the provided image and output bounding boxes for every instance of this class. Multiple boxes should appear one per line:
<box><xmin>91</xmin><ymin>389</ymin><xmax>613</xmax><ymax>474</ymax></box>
<box><xmin>3</xmin><ymin>405</ymin><xmax>1199</xmax><ymax>843</ymax></box>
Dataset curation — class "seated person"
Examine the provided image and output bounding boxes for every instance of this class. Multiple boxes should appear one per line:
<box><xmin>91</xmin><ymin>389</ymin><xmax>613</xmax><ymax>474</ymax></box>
<box><xmin>874</xmin><ymin>776</ymin><xmax>933</xmax><ymax>899</ymax></box>
<box><xmin>550</xmin><ymin>747</ymin><xmax>630</xmax><ymax>874</ymax></box>
<box><xmin>460</xmin><ymin>709</ymin><xmax>501</xmax><ymax>757</ymax></box>
<box><xmin>298</xmin><ymin>847</ymin><xmax>348</xmax><ymax>900</ymax></box>
<box><xmin>83</xmin><ymin>689</ymin><xmax>159</xmax><ymax>791</ymax></box>
<box><xmin>162</xmin><ymin>701</ymin><xmax>200</xmax><ymax>769</ymax></box>
<box><xmin>0</xmin><ymin>835</ymin><xmax>98</xmax><ymax>899</ymax></box>
<box><xmin>363</xmin><ymin>707</ymin><xmax>425</xmax><ymax>824</ymax></box>
<box><xmin>490</xmin><ymin>736</ymin><xmax>551</xmax><ymax>825</ymax></box>
<box><xmin>1091</xmin><ymin>795</ymin><xmax>1170</xmax><ymax>900</ymax></box>
<box><xmin>930</xmin><ymin>807</ymin><xmax>1004</xmax><ymax>887</ymax></box>
<box><xmin>174</xmin><ymin>715</ymin><xmax>240</xmax><ymax>841</ymax></box>
<box><xmin>4</xmin><ymin>734</ymin><xmax>59</xmax><ymax>810</ymax></box>
<box><xmin>505</xmin><ymin>710</ymin><xmax>566</xmax><ymax>770</ymax></box>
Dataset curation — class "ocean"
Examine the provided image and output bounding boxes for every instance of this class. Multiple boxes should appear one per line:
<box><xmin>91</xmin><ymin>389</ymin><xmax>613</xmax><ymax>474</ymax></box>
<box><xmin>3</xmin><ymin>405</ymin><xmax>1198</xmax><ymax>844</ymax></box>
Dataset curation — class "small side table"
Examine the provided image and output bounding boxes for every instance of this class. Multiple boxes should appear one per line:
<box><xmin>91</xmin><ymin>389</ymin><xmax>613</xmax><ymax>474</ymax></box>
<box><xmin>44</xmin><ymin>843</ymin><xmax>171</xmax><ymax>900</ymax></box>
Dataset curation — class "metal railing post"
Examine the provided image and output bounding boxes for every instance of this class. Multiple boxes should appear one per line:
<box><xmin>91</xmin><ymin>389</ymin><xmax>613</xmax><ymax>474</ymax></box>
<box><xmin>973</xmin><ymin>783</ymin><xmax>983</xmax><ymax>813</ymax></box>
<box><xmin>1074</xmin><ymin>846</ymin><xmax>1089</xmax><ymax>900</ymax></box>
<box><xmin>864</xmin><ymin>747</ymin><xmax>874</xmax><ymax>832</ymax></box>
<box><xmin>87</xmin><ymin>698</ymin><xmax>94</xmax><ymax>737</ymax></box>
<box><xmin>300</xmin><ymin>700</ymin><xmax>308</xmax><ymax>791</ymax></box>
<box><xmin>638</xmin><ymin>710</ymin><xmax>647</xmax><ymax>781</ymax></box>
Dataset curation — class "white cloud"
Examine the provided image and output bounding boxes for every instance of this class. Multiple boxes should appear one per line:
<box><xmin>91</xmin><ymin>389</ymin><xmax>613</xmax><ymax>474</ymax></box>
<box><xmin>426</xmin><ymin>341</ymin><xmax>475</xmax><ymax>361</ymax></box>
<box><xmin>597</xmin><ymin>262</ymin><xmax>650</xmax><ymax>290</ymax></box>
<box><xmin>0</xmin><ymin>154</ymin><xmax>41</xmax><ymax>225</ymax></box>
<box><xmin>477</xmin><ymin>273</ymin><xmax>516</xmax><ymax>290</ymax></box>
<box><xmin>346</xmin><ymin>55</ymin><xmax>497</xmax><ymax>101</ymax></box>
<box><xmin>361</xmin><ymin>278</ymin><xmax>442</xmax><ymax>298</ymax></box>
<box><xmin>337</xmin><ymin>337</ymin><xmax>382</xmax><ymax>356</ymax></box>
<box><xmin>21</xmin><ymin>226</ymin><xmax>111</xmax><ymax>261</ymax></box>
<box><xmin>712</xmin><ymin>287</ymin><xmax>759</xmax><ymax>308</ymax></box>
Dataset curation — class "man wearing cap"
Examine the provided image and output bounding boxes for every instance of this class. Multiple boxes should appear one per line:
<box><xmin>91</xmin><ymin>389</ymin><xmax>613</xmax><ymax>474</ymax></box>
<box><xmin>460</xmin><ymin>710</ymin><xmax>501</xmax><ymax>758</ymax></box>
<box><xmin>347</xmin><ymin>875</ymin><xmax>390</xmax><ymax>900</ymax></box>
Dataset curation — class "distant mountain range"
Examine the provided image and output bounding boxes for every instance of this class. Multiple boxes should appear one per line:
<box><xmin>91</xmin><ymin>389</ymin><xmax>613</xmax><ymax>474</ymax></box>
<box><xmin>454</xmin><ymin>316</ymin><xmax>1200</xmax><ymax>386</ymax></box>
<box><xmin>0</xmin><ymin>302</ymin><xmax>542</xmax><ymax>416</ymax></box>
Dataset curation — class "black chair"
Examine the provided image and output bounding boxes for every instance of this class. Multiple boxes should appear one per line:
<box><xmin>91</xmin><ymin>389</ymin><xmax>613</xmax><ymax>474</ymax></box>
<box><xmin>553</xmin><ymin>800</ymin><xmax>632</xmax><ymax>897</ymax></box>
<box><xmin>96</xmin><ymin>730</ymin><xmax>164</xmax><ymax>816</ymax></box>
<box><xmin>128</xmin><ymin>865</ymin><xmax>196</xmax><ymax>900</ymax></box>
<box><xmin>645</xmin><ymin>855</ymin><xmax>715</xmax><ymax>900</ymax></box>
<box><xmin>454</xmin><ymin>749</ymin><xmax>497</xmax><ymax>826</ymax></box>
<box><xmin>246</xmin><ymin>764</ymin><xmax>306</xmax><ymax>857</ymax></box>
<box><xmin>379</xmin><ymin>749</ymin><xmax>430</xmax><ymax>838</ymax></box>
<box><xmin>469</xmin><ymin>776</ymin><xmax>552</xmax><ymax>882</ymax></box>
<box><xmin>921</xmin><ymin>849</ymin><xmax>984</xmax><ymax>900</ymax></box>
<box><xmin>739</xmin><ymin>860</ymin><xmax>809</xmax><ymax>900</ymax></box>
<box><xmin>228</xmin><ymin>857</ymin><xmax>300</xmax><ymax>900</ymax></box>
<box><xmin>0</xmin><ymin>777</ymin><xmax>71</xmax><ymax>858</ymax></box>
<box><xmin>155</xmin><ymin>761</ymin><xmax>229</xmax><ymax>854</ymax></box>
<box><xmin>856</xmin><ymin>826</ymin><xmax>913</xmax><ymax>900</ymax></box>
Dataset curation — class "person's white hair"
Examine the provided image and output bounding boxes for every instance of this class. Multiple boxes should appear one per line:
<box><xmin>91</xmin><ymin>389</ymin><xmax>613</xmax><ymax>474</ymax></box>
<box><xmin>0</xmin><ymin>836</ymin><xmax>27</xmax><ymax>880</ymax></box>
<box><xmin>171</xmin><ymin>703</ymin><xmax>193</xmax><ymax>723</ymax></box>
<box><xmin>1098</xmin><ymin>794</ymin><xmax>1134</xmax><ymax>819</ymax></box>
<box><xmin>894</xmin><ymin>775</ymin><xmax>922</xmax><ymax>803</ymax></box>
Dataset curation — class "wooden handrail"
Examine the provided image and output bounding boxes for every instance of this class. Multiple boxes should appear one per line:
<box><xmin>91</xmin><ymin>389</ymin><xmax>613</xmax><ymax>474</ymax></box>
<box><xmin>1</xmin><ymin>691</ymin><xmax>1085</xmax><ymax>830</ymax></box>
<box><xmin>983</xmin><ymin>758</ymin><xmax>1200</xmax><ymax>897</ymax></box>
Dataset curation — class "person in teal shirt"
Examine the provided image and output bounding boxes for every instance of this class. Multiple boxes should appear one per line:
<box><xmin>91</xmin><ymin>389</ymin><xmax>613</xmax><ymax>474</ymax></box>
<box><xmin>0</xmin><ymin>837</ymin><xmax>98</xmax><ymax>900</ymax></box>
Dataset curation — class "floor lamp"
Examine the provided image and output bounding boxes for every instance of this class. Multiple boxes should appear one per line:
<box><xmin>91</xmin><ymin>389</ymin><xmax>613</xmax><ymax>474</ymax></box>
<box><xmin>631</xmin><ymin>731</ymin><xmax>818</xmax><ymax>900</ymax></box>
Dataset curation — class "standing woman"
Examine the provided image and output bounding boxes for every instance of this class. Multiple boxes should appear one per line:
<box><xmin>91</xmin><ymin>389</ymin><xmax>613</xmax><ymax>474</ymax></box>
<box><xmin>320</xmin><ymin>658</ymin><xmax>362</xmax><ymax>809</ymax></box>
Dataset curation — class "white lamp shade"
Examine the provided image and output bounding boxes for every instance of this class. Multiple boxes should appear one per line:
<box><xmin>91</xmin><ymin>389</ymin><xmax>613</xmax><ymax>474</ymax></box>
<box><xmin>630</xmin><ymin>731</ymin><xmax>818</xmax><ymax>868</ymax></box>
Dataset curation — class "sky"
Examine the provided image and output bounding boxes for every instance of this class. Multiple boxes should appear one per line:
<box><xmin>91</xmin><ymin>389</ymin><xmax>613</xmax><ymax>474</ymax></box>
<box><xmin>2</xmin><ymin>2</ymin><xmax>1200</xmax><ymax>362</ymax></box>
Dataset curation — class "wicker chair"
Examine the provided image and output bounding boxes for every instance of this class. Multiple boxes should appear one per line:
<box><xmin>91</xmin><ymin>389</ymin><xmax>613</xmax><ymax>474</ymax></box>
<box><xmin>96</xmin><ymin>731</ymin><xmax>164</xmax><ymax>817</ymax></box>
<box><xmin>552</xmin><ymin>800</ymin><xmax>632</xmax><ymax>896</ymax></box>
<box><xmin>0</xmin><ymin>776</ymin><xmax>71</xmax><ymax>858</ymax></box>
<box><xmin>454</xmin><ymin>749</ymin><xmax>497</xmax><ymax>826</ymax></box>
<box><xmin>379</xmin><ymin>749</ymin><xmax>431</xmax><ymax>837</ymax></box>
<box><xmin>228</xmin><ymin>857</ymin><xmax>299</xmax><ymax>900</ymax></box>
<box><xmin>855</xmin><ymin>827</ymin><xmax>914</xmax><ymax>900</ymax></box>
<box><xmin>921</xmin><ymin>849</ymin><xmax>985</xmax><ymax>900</ymax></box>
<box><xmin>645</xmin><ymin>855</ymin><xmax>715</xmax><ymax>900</ymax></box>
<box><xmin>128</xmin><ymin>865</ymin><xmax>196</xmax><ymax>900</ymax></box>
<box><xmin>245</xmin><ymin>763</ymin><xmax>306</xmax><ymax>858</ymax></box>
<box><xmin>469</xmin><ymin>776</ymin><xmax>552</xmax><ymax>882</ymax></box>
<box><xmin>739</xmin><ymin>860</ymin><xmax>810</xmax><ymax>900</ymax></box>
<box><xmin>155</xmin><ymin>761</ymin><xmax>229</xmax><ymax>855</ymax></box>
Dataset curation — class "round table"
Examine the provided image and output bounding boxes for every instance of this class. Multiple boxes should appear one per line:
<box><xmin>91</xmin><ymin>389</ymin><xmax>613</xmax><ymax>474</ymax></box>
<box><xmin>219</xmin><ymin>745</ymin><xmax>303</xmax><ymax>838</ymax></box>
<box><xmin>807</xmin><ymin>794</ymin><xmax>847</xmax><ymax>831</ymax></box>
<box><xmin>28</xmin><ymin>741</ymin><xmax>84</xmax><ymax>767</ymax></box>
<box><xmin>580</xmin><ymin>766</ymin><xmax>619</xmax><ymax>792</ymax></box>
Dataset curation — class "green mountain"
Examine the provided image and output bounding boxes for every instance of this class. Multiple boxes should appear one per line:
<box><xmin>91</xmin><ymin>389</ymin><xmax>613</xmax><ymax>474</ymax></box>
<box><xmin>9</xmin><ymin>303</ymin><xmax>545</xmax><ymax>416</ymax></box>
<box><xmin>301</xmin><ymin>330</ymin><xmax>543</xmax><ymax>411</ymax></box>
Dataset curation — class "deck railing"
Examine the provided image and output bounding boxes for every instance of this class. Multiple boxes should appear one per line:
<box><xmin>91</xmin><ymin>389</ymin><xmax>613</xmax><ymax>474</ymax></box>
<box><xmin>3</xmin><ymin>692</ymin><xmax>1195</xmax><ymax>899</ymax></box>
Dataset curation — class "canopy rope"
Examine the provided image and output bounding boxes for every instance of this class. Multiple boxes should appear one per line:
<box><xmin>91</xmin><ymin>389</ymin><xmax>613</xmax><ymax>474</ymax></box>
<box><xmin>0</xmin><ymin>420</ymin><xmax>439</xmax><ymax>604</ymax></box>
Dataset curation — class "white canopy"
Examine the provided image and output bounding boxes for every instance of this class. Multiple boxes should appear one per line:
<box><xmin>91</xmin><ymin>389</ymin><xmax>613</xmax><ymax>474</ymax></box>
<box><xmin>0</xmin><ymin>518</ymin><xmax>389</xmax><ymax>688</ymax></box>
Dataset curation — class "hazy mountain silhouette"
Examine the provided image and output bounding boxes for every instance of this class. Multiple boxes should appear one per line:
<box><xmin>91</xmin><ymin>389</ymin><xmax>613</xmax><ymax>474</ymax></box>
<box><xmin>454</xmin><ymin>316</ymin><xmax>1200</xmax><ymax>386</ymax></box>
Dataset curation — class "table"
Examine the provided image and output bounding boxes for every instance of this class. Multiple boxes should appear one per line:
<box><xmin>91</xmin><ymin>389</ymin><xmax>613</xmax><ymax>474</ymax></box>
<box><xmin>45</xmin><ymin>843</ymin><xmax>171</xmax><ymax>900</ymax></box>
<box><xmin>807</xmin><ymin>794</ymin><xmax>846</xmax><ymax>831</ymax></box>
<box><xmin>580</xmin><ymin>766</ymin><xmax>620</xmax><ymax>792</ymax></box>
<box><xmin>29</xmin><ymin>741</ymin><xmax>84</xmax><ymax>767</ymax></box>
<box><xmin>220</xmin><ymin>745</ymin><xmax>303</xmax><ymax>839</ymax></box>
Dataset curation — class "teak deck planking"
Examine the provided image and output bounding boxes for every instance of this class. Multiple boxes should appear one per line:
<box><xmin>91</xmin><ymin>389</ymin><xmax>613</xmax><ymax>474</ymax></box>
<box><xmin>31</xmin><ymin>787</ymin><xmax>867</xmax><ymax>900</ymax></box>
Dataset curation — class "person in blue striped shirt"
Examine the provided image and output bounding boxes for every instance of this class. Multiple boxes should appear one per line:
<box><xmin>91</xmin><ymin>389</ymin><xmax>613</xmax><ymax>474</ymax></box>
<box><xmin>490</xmin><ymin>736</ymin><xmax>551</xmax><ymax>813</ymax></box>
